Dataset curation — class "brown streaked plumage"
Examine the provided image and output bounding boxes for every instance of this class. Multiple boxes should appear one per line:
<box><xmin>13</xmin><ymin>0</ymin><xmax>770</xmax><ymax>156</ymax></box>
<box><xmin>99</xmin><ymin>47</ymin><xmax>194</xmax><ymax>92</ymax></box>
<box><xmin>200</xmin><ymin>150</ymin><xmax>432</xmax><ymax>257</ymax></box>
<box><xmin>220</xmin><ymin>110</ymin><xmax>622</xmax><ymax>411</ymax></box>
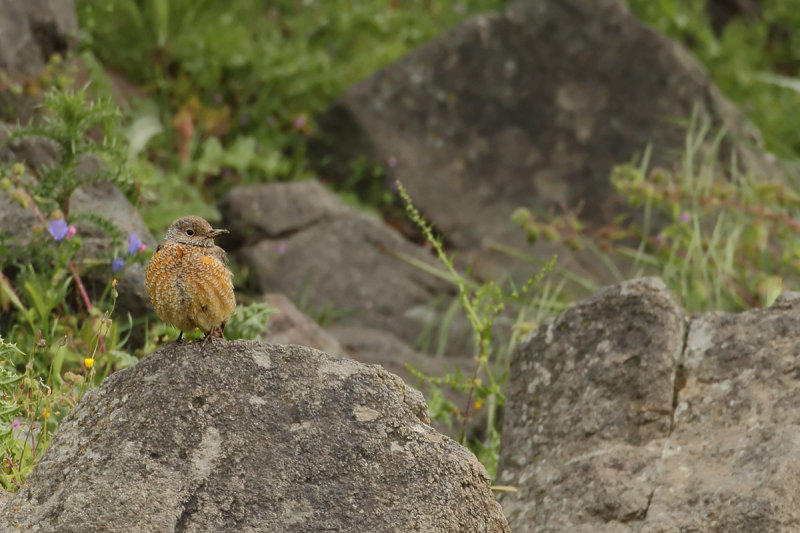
<box><xmin>145</xmin><ymin>216</ymin><xmax>236</xmax><ymax>342</ymax></box>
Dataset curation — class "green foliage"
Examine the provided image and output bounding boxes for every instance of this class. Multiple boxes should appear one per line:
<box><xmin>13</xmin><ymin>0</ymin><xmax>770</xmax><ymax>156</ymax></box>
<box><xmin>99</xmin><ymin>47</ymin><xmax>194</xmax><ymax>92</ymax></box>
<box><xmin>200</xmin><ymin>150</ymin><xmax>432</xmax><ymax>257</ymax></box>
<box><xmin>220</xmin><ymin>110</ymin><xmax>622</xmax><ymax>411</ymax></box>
<box><xmin>75</xmin><ymin>0</ymin><xmax>505</xmax><ymax>215</ymax></box>
<box><xmin>514</xmin><ymin>117</ymin><xmax>800</xmax><ymax>314</ymax></box>
<box><xmin>0</xmin><ymin>335</ymin><xmax>89</xmax><ymax>492</ymax></box>
<box><xmin>0</xmin><ymin>86</ymin><xmax>146</xmax><ymax>492</ymax></box>
<box><xmin>397</xmin><ymin>181</ymin><xmax>554</xmax><ymax>477</ymax></box>
<box><xmin>224</xmin><ymin>302</ymin><xmax>275</xmax><ymax>340</ymax></box>
<box><xmin>626</xmin><ymin>0</ymin><xmax>800</xmax><ymax>158</ymax></box>
<box><xmin>9</xmin><ymin>87</ymin><xmax>133</xmax><ymax>214</ymax></box>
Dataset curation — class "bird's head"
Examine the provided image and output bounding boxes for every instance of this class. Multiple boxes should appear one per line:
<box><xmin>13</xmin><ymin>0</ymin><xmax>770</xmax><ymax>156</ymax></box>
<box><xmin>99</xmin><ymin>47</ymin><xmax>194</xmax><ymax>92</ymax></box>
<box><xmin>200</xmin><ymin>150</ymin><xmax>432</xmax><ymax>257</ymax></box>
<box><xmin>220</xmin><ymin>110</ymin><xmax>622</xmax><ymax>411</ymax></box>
<box><xmin>164</xmin><ymin>216</ymin><xmax>229</xmax><ymax>247</ymax></box>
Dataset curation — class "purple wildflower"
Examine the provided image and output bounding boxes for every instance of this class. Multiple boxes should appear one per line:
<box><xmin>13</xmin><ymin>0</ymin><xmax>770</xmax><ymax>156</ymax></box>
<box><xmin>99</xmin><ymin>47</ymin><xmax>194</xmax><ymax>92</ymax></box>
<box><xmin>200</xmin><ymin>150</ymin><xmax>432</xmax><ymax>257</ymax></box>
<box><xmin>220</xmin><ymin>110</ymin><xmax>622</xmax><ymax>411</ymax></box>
<box><xmin>679</xmin><ymin>212</ymin><xmax>691</xmax><ymax>223</ymax></box>
<box><xmin>293</xmin><ymin>115</ymin><xmax>306</xmax><ymax>130</ymax></box>
<box><xmin>128</xmin><ymin>233</ymin><xmax>142</xmax><ymax>256</ymax></box>
<box><xmin>48</xmin><ymin>219</ymin><xmax>68</xmax><ymax>241</ymax></box>
<box><xmin>387</xmin><ymin>156</ymin><xmax>397</xmax><ymax>168</ymax></box>
<box><xmin>12</xmin><ymin>420</ymin><xmax>20</xmax><ymax>430</ymax></box>
<box><xmin>111</xmin><ymin>257</ymin><xmax>125</xmax><ymax>273</ymax></box>
<box><xmin>66</xmin><ymin>225</ymin><xmax>77</xmax><ymax>238</ymax></box>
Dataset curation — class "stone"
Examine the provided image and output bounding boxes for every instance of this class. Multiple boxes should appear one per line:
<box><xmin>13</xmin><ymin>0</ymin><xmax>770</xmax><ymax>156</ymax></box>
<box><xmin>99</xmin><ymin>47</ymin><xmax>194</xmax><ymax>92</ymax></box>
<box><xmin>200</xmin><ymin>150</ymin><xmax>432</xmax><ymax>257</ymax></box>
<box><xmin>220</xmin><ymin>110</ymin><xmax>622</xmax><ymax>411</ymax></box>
<box><xmin>643</xmin><ymin>296</ymin><xmax>800</xmax><ymax>532</ymax></box>
<box><xmin>497</xmin><ymin>279</ymin><xmax>800</xmax><ymax>532</ymax></box>
<box><xmin>497</xmin><ymin>277</ymin><xmax>685</xmax><ymax>532</ymax></box>
<box><xmin>0</xmin><ymin>123</ymin><xmax>59</xmax><ymax>171</ymax></box>
<box><xmin>0</xmin><ymin>0</ymin><xmax>78</xmax><ymax>121</ymax></box>
<box><xmin>217</xmin><ymin>180</ymin><xmax>349</xmax><ymax>249</ymax></box>
<box><xmin>260</xmin><ymin>292</ymin><xmax>345</xmax><ymax>356</ymax></box>
<box><xmin>312</xmin><ymin>0</ymin><xmax>773</xmax><ymax>282</ymax></box>
<box><xmin>69</xmin><ymin>181</ymin><xmax>156</xmax><ymax>319</ymax></box>
<box><xmin>223</xmin><ymin>180</ymin><xmax>461</xmax><ymax>353</ymax></box>
<box><xmin>329</xmin><ymin>324</ymin><xmax>484</xmax><ymax>438</ymax></box>
<box><xmin>2</xmin><ymin>341</ymin><xmax>509</xmax><ymax>532</ymax></box>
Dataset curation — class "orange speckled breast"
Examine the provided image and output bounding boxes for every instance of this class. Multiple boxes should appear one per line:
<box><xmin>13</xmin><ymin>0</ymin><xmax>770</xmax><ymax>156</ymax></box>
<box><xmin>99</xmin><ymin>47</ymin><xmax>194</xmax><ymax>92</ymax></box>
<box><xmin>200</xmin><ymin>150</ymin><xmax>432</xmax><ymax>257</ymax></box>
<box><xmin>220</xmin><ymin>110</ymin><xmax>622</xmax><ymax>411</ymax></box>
<box><xmin>145</xmin><ymin>242</ymin><xmax>236</xmax><ymax>334</ymax></box>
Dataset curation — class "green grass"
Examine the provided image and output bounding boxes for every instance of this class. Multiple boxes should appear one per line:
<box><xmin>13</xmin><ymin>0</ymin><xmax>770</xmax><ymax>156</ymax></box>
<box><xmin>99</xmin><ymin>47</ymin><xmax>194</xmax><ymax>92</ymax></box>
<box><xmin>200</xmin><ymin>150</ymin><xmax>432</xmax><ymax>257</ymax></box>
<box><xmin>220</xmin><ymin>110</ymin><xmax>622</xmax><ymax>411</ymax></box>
<box><xmin>626</xmin><ymin>0</ymin><xmax>800</xmax><ymax>158</ymax></box>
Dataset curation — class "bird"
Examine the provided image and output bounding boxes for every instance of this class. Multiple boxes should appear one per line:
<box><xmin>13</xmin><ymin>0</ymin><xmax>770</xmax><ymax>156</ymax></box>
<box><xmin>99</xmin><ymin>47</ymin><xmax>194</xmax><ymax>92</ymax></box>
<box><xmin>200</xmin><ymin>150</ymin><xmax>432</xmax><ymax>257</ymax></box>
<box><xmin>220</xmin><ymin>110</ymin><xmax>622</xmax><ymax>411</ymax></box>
<box><xmin>145</xmin><ymin>216</ymin><xmax>236</xmax><ymax>343</ymax></box>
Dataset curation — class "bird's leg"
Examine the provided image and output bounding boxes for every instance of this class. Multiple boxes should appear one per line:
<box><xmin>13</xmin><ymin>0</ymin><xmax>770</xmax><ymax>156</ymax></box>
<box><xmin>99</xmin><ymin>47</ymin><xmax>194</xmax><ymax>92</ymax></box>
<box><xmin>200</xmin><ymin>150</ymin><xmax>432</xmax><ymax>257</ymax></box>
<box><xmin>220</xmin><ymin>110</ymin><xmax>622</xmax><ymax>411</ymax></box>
<box><xmin>176</xmin><ymin>331</ymin><xmax>184</xmax><ymax>344</ymax></box>
<box><xmin>201</xmin><ymin>329</ymin><xmax>219</xmax><ymax>345</ymax></box>
<box><xmin>219</xmin><ymin>321</ymin><xmax>226</xmax><ymax>340</ymax></box>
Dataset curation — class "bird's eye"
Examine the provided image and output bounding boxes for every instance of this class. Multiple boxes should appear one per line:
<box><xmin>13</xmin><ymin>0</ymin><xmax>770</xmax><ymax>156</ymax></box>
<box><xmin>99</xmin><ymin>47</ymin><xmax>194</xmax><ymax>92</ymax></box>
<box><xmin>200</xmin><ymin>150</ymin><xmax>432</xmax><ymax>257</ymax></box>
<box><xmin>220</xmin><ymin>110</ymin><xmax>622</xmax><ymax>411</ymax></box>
<box><xmin>186</xmin><ymin>229</ymin><xmax>194</xmax><ymax>236</ymax></box>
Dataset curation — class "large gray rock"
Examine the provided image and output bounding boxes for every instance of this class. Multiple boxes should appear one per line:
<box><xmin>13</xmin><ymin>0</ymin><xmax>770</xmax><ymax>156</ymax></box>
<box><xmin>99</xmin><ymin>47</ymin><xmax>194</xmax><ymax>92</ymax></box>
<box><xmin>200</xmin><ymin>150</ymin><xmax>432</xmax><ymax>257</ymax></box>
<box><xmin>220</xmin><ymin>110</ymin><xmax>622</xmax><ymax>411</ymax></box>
<box><xmin>312</xmin><ymin>0</ymin><xmax>772</xmax><ymax>282</ymax></box>
<box><xmin>329</xmin><ymin>324</ymin><xmax>485</xmax><ymax>438</ymax></box>
<box><xmin>643</xmin><ymin>292</ymin><xmax>800</xmax><ymax>532</ymax></box>
<box><xmin>70</xmin><ymin>180</ymin><xmax>156</xmax><ymax>319</ymax></box>
<box><xmin>2</xmin><ymin>341</ymin><xmax>509</xmax><ymax>532</ymax></box>
<box><xmin>497</xmin><ymin>279</ymin><xmax>800</xmax><ymax>532</ymax></box>
<box><xmin>497</xmin><ymin>277</ymin><xmax>684</xmax><ymax>532</ymax></box>
<box><xmin>0</xmin><ymin>0</ymin><xmax>77</xmax><ymax>78</ymax></box>
<box><xmin>217</xmin><ymin>179</ymin><xmax>349</xmax><ymax>249</ymax></box>
<box><xmin>0</xmin><ymin>0</ymin><xmax>78</xmax><ymax>122</ymax></box>
<box><xmin>222</xmin><ymin>180</ymin><xmax>463</xmax><ymax>353</ymax></box>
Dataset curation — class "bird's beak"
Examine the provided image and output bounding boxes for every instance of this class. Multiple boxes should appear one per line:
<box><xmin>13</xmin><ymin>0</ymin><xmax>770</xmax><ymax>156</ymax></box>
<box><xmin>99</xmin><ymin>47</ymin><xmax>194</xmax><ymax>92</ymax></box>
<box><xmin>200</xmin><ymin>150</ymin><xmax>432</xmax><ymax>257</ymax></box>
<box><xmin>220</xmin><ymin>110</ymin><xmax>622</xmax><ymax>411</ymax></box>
<box><xmin>207</xmin><ymin>228</ymin><xmax>230</xmax><ymax>239</ymax></box>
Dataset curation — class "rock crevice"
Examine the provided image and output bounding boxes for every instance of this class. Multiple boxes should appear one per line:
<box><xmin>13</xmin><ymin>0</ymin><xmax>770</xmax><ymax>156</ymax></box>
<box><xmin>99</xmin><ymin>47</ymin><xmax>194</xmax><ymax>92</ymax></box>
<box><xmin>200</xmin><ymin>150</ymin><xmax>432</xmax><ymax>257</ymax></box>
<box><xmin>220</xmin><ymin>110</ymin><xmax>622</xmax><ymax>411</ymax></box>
<box><xmin>498</xmin><ymin>279</ymin><xmax>800</xmax><ymax>532</ymax></box>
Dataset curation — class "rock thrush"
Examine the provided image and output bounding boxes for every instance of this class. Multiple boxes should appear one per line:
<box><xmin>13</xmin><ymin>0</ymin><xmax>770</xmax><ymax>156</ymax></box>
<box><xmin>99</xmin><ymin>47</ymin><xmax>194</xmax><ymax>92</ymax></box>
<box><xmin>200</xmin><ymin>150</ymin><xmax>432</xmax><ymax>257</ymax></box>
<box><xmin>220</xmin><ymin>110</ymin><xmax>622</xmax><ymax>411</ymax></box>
<box><xmin>145</xmin><ymin>216</ymin><xmax>236</xmax><ymax>342</ymax></box>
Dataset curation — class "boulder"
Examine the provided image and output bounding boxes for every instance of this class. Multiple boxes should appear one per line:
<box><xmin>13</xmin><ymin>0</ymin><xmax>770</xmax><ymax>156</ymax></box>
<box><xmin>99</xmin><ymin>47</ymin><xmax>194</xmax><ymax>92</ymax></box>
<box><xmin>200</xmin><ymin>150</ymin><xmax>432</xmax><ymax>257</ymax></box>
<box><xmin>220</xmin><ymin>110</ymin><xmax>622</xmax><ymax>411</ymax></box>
<box><xmin>260</xmin><ymin>292</ymin><xmax>345</xmax><ymax>356</ymax></box>
<box><xmin>329</xmin><ymin>324</ymin><xmax>484</xmax><ymax>438</ymax></box>
<box><xmin>497</xmin><ymin>277</ymin><xmax>684</xmax><ymax>531</ymax></box>
<box><xmin>217</xmin><ymin>179</ymin><xmax>349</xmax><ymax>249</ymax></box>
<box><xmin>70</xmin><ymin>180</ymin><xmax>156</xmax><ymax>319</ymax></box>
<box><xmin>0</xmin><ymin>0</ymin><xmax>77</xmax><ymax>78</ymax></box>
<box><xmin>312</xmin><ymin>0</ymin><xmax>772</xmax><ymax>282</ymax></box>
<box><xmin>258</xmin><ymin>294</ymin><xmax>481</xmax><ymax>439</ymax></box>
<box><xmin>0</xmin><ymin>0</ymin><xmax>78</xmax><ymax>122</ymax></box>
<box><xmin>643</xmin><ymin>292</ymin><xmax>800</xmax><ymax>532</ymax></box>
<box><xmin>221</xmin><ymin>180</ymin><xmax>463</xmax><ymax>354</ymax></box>
<box><xmin>2</xmin><ymin>341</ymin><xmax>509</xmax><ymax>532</ymax></box>
<box><xmin>497</xmin><ymin>279</ymin><xmax>800</xmax><ymax>532</ymax></box>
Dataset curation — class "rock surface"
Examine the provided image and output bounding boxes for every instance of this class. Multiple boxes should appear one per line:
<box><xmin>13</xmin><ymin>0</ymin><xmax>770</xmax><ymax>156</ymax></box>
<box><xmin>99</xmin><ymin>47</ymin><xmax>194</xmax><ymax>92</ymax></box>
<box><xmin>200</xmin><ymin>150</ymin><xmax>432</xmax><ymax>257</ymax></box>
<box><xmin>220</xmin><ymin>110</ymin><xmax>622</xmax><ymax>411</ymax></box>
<box><xmin>643</xmin><ymin>294</ymin><xmax>800</xmax><ymax>532</ymax></box>
<box><xmin>497</xmin><ymin>278</ymin><xmax>800</xmax><ymax>532</ymax></box>
<box><xmin>312</xmin><ymin>0</ymin><xmax>772</xmax><ymax>282</ymax></box>
<box><xmin>0</xmin><ymin>0</ymin><xmax>78</xmax><ymax>122</ymax></box>
<box><xmin>329</xmin><ymin>324</ymin><xmax>484</xmax><ymax>437</ymax></box>
<box><xmin>222</xmin><ymin>180</ymin><xmax>461</xmax><ymax>353</ymax></box>
<box><xmin>70</xmin><ymin>180</ymin><xmax>156</xmax><ymax>319</ymax></box>
<box><xmin>3</xmin><ymin>341</ymin><xmax>509</xmax><ymax>532</ymax></box>
<box><xmin>0</xmin><ymin>0</ymin><xmax>77</xmax><ymax>78</ymax></box>
<box><xmin>260</xmin><ymin>292</ymin><xmax>346</xmax><ymax>356</ymax></box>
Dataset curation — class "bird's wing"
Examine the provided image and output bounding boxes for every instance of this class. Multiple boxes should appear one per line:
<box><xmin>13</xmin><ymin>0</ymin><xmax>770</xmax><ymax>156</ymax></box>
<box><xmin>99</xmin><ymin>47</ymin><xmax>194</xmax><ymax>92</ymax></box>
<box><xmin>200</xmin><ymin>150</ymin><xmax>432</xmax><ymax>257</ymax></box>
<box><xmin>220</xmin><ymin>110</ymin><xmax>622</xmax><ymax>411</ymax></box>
<box><xmin>209</xmin><ymin>245</ymin><xmax>229</xmax><ymax>267</ymax></box>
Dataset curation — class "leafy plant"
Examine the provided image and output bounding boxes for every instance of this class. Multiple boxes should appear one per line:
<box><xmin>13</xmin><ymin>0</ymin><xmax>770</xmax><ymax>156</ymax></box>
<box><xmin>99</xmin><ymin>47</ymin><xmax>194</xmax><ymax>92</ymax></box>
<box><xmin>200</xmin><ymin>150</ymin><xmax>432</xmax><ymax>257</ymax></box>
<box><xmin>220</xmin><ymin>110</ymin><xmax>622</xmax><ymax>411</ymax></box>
<box><xmin>397</xmin><ymin>181</ymin><xmax>554</xmax><ymax>477</ymax></box>
<box><xmin>0</xmin><ymin>86</ymin><xmax>145</xmax><ymax>492</ymax></box>
<box><xmin>513</xmin><ymin>116</ymin><xmax>799</xmax><ymax>314</ymax></box>
<box><xmin>626</xmin><ymin>0</ymin><xmax>800</xmax><ymax>158</ymax></box>
<box><xmin>8</xmin><ymin>86</ymin><xmax>133</xmax><ymax>215</ymax></box>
